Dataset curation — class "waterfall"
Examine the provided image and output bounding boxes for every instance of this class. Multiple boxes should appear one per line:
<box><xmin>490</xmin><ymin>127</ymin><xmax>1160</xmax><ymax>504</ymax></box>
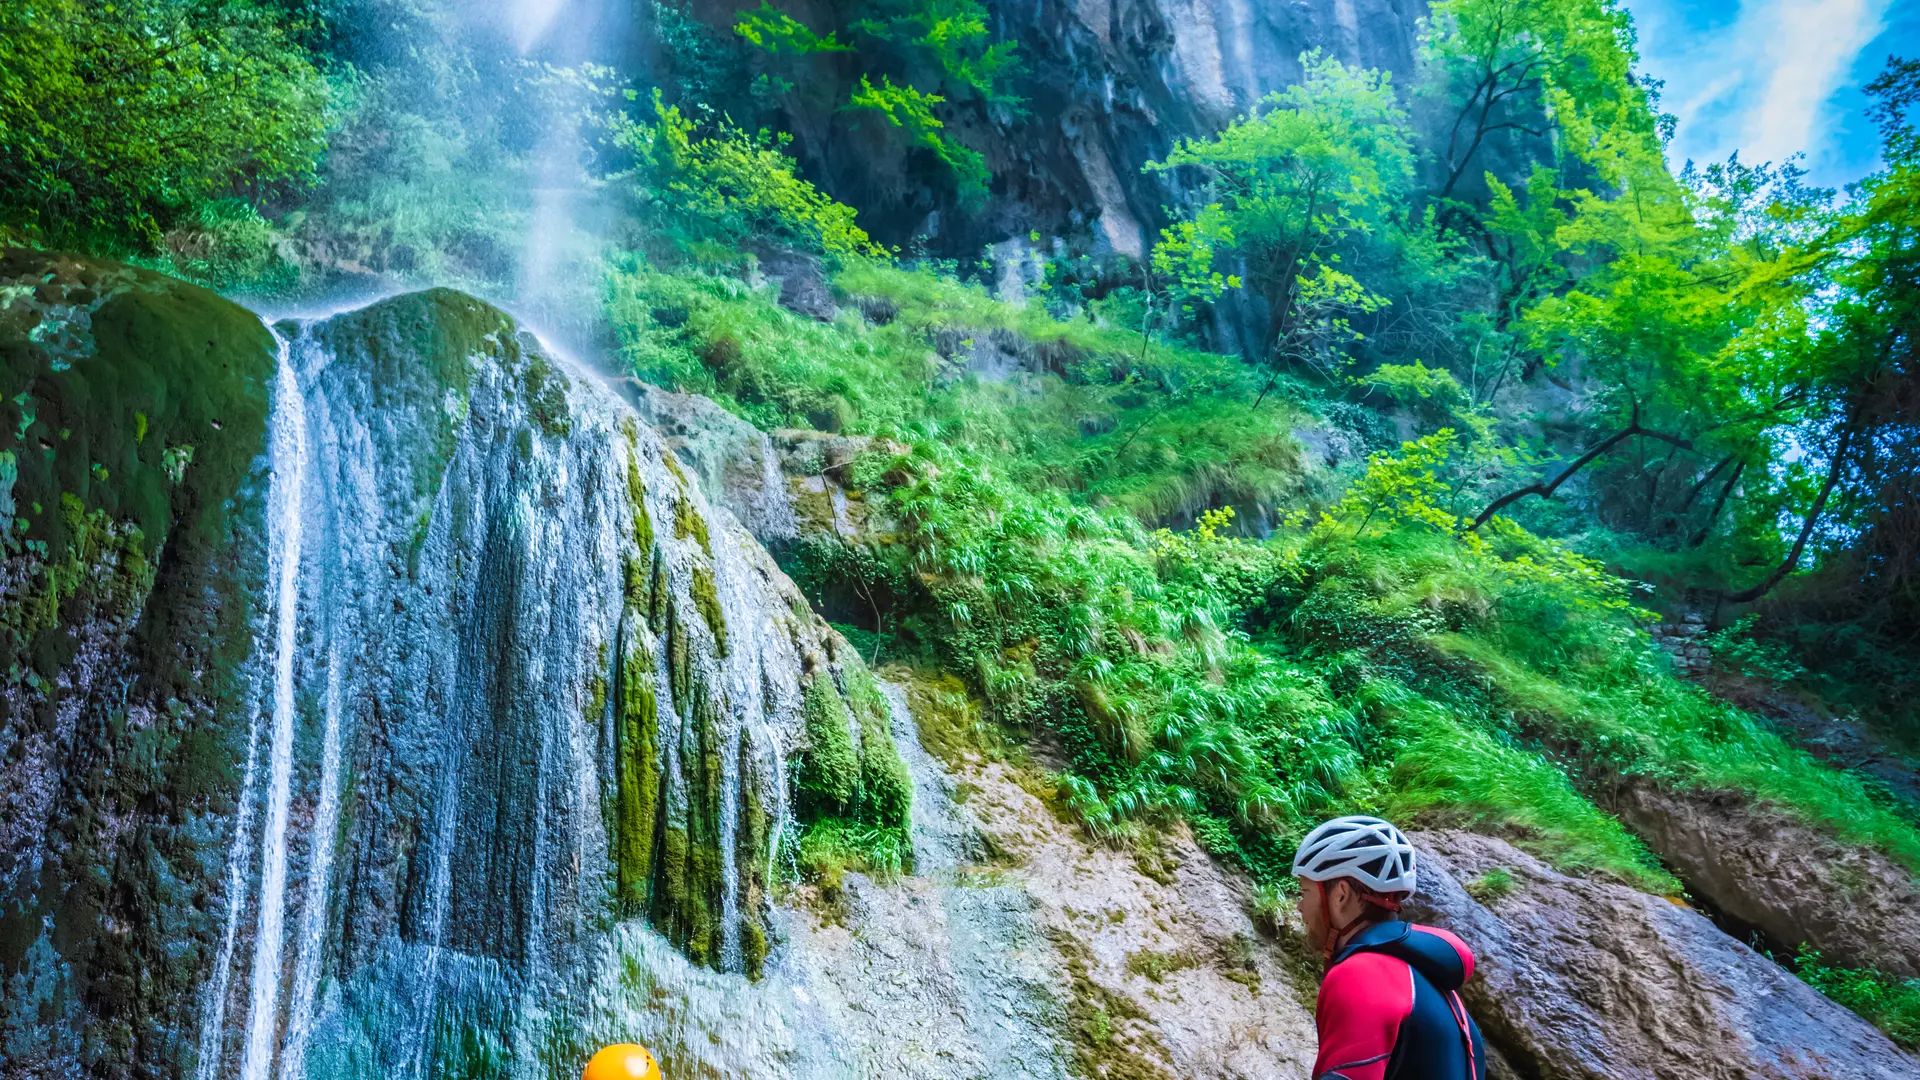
<box><xmin>193</xmin><ymin>641</ymin><xmax>267</xmax><ymax>1080</ymax></box>
<box><xmin>280</xmin><ymin>645</ymin><xmax>346</xmax><ymax>1080</ymax></box>
<box><xmin>238</xmin><ymin>339</ymin><xmax>314</xmax><ymax>1080</ymax></box>
<box><xmin>193</xmin><ymin>332</ymin><xmax>312</xmax><ymax>1080</ymax></box>
<box><xmin>881</xmin><ymin>682</ymin><xmax>967</xmax><ymax>874</ymax></box>
<box><xmin>179</xmin><ymin>290</ymin><xmax>892</xmax><ymax>1079</ymax></box>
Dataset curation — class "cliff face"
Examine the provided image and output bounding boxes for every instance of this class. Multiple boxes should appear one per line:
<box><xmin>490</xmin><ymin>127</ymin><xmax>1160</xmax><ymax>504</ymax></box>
<box><xmin>679</xmin><ymin>0</ymin><xmax>1425</xmax><ymax>259</ymax></box>
<box><xmin>0</xmin><ymin>254</ymin><xmax>886</xmax><ymax>1080</ymax></box>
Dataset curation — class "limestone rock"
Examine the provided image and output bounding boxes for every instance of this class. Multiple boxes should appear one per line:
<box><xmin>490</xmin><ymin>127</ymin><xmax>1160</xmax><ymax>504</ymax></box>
<box><xmin>1613</xmin><ymin>783</ymin><xmax>1920</xmax><ymax>977</ymax></box>
<box><xmin>1405</xmin><ymin>830</ymin><xmax>1917</xmax><ymax>1080</ymax></box>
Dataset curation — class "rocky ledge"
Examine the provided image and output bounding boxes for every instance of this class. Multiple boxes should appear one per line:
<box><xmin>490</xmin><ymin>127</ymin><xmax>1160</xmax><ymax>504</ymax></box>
<box><xmin>1406</xmin><ymin>830</ymin><xmax>1916</xmax><ymax>1080</ymax></box>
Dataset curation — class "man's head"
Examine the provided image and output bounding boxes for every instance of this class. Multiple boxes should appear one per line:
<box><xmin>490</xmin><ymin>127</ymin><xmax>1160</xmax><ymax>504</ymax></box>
<box><xmin>1292</xmin><ymin>815</ymin><xmax>1417</xmax><ymax>957</ymax></box>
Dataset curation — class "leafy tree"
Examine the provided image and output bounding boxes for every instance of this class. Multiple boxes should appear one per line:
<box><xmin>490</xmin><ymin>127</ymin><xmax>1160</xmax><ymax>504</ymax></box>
<box><xmin>1146</xmin><ymin>53</ymin><xmax>1415</xmax><ymax>392</ymax></box>
<box><xmin>0</xmin><ymin>0</ymin><xmax>330</xmax><ymax>250</ymax></box>
<box><xmin>612</xmin><ymin>91</ymin><xmax>887</xmax><ymax>258</ymax></box>
<box><xmin>1418</xmin><ymin>0</ymin><xmax>1662</xmax><ymax>205</ymax></box>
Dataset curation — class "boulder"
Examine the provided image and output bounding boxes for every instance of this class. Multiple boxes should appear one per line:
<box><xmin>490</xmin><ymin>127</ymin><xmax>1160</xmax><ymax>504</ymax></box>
<box><xmin>610</xmin><ymin>377</ymin><xmax>799</xmax><ymax>543</ymax></box>
<box><xmin>1405</xmin><ymin>830</ymin><xmax>1916</xmax><ymax>1080</ymax></box>
<box><xmin>1613</xmin><ymin>783</ymin><xmax>1920</xmax><ymax>978</ymax></box>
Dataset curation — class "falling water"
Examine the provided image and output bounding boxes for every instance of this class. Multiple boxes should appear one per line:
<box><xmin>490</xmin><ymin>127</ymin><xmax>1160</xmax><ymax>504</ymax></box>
<box><xmin>280</xmin><ymin>645</ymin><xmax>346</xmax><ymax>1080</ymax></box>
<box><xmin>881</xmin><ymin>682</ymin><xmax>967</xmax><ymax>874</ymax></box>
<box><xmin>238</xmin><ymin>341</ymin><xmax>313</xmax><ymax>1080</ymax></box>
<box><xmin>192</xmin><ymin>332</ymin><xmax>310</xmax><ymax>1080</ymax></box>
<box><xmin>193</xmin><ymin>658</ymin><xmax>267</xmax><ymax>1080</ymax></box>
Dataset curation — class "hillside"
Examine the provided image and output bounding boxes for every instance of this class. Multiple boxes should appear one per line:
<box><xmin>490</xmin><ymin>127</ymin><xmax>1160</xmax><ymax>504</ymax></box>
<box><xmin>1</xmin><ymin>0</ymin><xmax>1918</xmax><ymax>1077</ymax></box>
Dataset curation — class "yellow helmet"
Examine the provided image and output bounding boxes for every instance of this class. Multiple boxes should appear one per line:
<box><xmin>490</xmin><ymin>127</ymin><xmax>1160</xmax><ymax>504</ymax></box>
<box><xmin>583</xmin><ymin>1044</ymin><xmax>661</xmax><ymax>1080</ymax></box>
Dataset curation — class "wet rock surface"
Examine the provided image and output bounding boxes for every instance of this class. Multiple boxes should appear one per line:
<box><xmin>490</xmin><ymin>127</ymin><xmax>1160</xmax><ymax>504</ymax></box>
<box><xmin>954</xmin><ymin>758</ymin><xmax>1321</xmax><ymax>1080</ymax></box>
<box><xmin>0</xmin><ymin>249</ymin><xmax>279</xmax><ymax>1074</ymax></box>
<box><xmin>1613</xmin><ymin>783</ymin><xmax>1920</xmax><ymax>978</ymax></box>
<box><xmin>1405</xmin><ymin>830</ymin><xmax>1918</xmax><ymax>1080</ymax></box>
<box><xmin>0</xmin><ymin>272</ymin><xmax>896</xmax><ymax>1080</ymax></box>
<box><xmin>610</xmin><ymin>377</ymin><xmax>799</xmax><ymax>544</ymax></box>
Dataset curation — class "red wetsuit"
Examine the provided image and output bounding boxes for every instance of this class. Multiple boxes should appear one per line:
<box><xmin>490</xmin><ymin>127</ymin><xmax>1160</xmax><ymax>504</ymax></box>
<box><xmin>1313</xmin><ymin>921</ymin><xmax>1487</xmax><ymax>1080</ymax></box>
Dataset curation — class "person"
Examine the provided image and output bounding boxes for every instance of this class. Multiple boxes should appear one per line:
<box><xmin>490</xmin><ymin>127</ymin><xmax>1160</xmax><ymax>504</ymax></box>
<box><xmin>1294</xmin><ymin>815</ymin><xmax>1487</xmax><ymax>1080</ymax></box>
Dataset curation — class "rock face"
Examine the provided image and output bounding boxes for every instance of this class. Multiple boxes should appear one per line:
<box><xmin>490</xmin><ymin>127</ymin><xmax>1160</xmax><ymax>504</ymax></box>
<box><xmin>689</xmin><ymin>0</ymin><xmax>1424</xmax><ymax>261</ymax></box>
<box><xmin>1405</xmin><ymin>830</ymin><xmax>1917</xmax><ymax>1080</ymax></box>
<box><xmin>0</xmin><ymin>250</ymin><xmax>280</xmax><ymax>1075</ymax></box>
<box><xmin>557</xmin><ymin>672</ymin><xmax>1324</xmax><ymax>1079</ymax></box>
<box><xmin>0</xmin><ymin>261</ymin><xmax>901</xmax><ymax>1080</ymax></box>
<box><xmin>612</xmin><ymin>378</ymin><xmax>799</xmax><ymax>545</ymax></box>
<box><xmin>1613</xmin><ymin>783</ymin><xmax>1920</xmax><ymax>978</ymax></box>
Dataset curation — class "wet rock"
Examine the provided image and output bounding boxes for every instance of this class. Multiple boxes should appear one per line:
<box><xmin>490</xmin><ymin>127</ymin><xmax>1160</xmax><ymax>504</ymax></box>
<box><xmin>611</xmin><ymin>377</ymin><xmax>799</xmax><ymax>543</ymax></box>
<box><xmin>0</xmin><ymin>249</ymin><xmax>279</xmax><ymax>1076</ymax></box>
<box><xmin>0</xmin><ymin>270</ymin><xmax>913</xmax><ymax>1080</ymax></box>
<box><xmin>948</xmin><ymin>753</ymin><xmax>1321</xmax><ymax>1079</ymax></box>
<box><xmin>750</xmin><ymin>247</ymin><xmax>837</xmax><ymax>322</ymax></box>
<box><xmin>1405</xmin><ymin>830</ymin><xmax>1917</xmax><ymax>1080</ymax></box>
<box><xmin>1613</xmin><ymin>783</ymin><xmax>1920</xmax><ymax>977</ymax></box>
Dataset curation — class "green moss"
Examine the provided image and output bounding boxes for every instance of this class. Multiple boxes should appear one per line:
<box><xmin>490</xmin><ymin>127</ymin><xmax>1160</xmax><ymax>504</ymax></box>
<box><xmin>520</xmin><ymin>348</ymin><xmax>572</xmax><ymax>437</ymax></box>
<box><xmin>1049</xmin><ymin>930</ymin><xmax>1176</xmax><ymax>1080</ymax></box>
<box><xmin>844</xmin><ymin>663</ymin><xmax>911</xmax><ymax>830</ymax></box>
<box><xmin>674</xmin><ymin>492</ymin><xmax>711</xmax><ymax>555</ymax></box>
<box><xmin>1124</xmin><ymin>947</ymin><xmax>1199</xmax><ymax>983</ymax></box>
<box><xmin>736</xmin><ymin>740</ymin><xmax>773</xmax><ymax>978</ymax></box>
<box><xmin>649</xmin><ymin>665</ymin><xmax>732</xmax><ymax>967</ymax></box>
<box><xmin>624</xmin><ymin>430</ymin><xmax>655</xmax><ymax>563</ymax></box>
<box><xmin>1465</xmin><ymin>867</ymin><xmax>1518</xmax><ymax>904</ymax></box>
<box><xmin>303</xmin><ymin>287</ymin><xmax>492</xmax><ymax>539</ymax></box>
<box><xmin>896</xmin><ymin>668</ymin><xmax>1002</xmax><ymax>765</ymax></box>
<box><xmin>615</xmin><ymin>632</ymin><xmax>660</xmax><ymax>915</ymax></box>
<box><xmin>798</xmin><ymin>675</ymin><xmax>859</xmax><ymax>813</ymax></box>
<box><xmin>691</xmin><ymin>565</ymin><xmax>729</xmax><ymax>657</ymax></box>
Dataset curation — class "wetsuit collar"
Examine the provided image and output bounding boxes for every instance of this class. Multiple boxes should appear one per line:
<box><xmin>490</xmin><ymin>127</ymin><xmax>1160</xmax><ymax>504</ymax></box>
<box><xmin>1331</xmin><ymin>918</ymin><xmax>1410</xmax><ymax>965</ymax></box>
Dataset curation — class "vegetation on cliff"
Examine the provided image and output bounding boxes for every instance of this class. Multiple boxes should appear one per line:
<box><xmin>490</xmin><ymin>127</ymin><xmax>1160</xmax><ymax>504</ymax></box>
<box><xmin>4</xmin><ymin>0</ymin><xmax>1919</xmax><ymax>1050</ymax></box>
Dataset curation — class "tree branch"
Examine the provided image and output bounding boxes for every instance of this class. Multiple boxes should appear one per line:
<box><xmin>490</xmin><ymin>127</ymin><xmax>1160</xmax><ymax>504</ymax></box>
<box><xmin>1689</xmin><ymin>459</ymin><xmax>1744</xmax><ymax>547</ymax></box>
<box><xmin>1469</xmin><ymin>405</ymin><xmax>1694</xmax><ymax>529</ymax></box>
<box><xmin>1722</xmin><ymin>419</ymin><xmax>1859</xmax><ymax>603</ymax></box>
<box><xmin>1678</xmin><ymin>454</ymin><xmax>1735</xmax><ymax>512</ymax></box>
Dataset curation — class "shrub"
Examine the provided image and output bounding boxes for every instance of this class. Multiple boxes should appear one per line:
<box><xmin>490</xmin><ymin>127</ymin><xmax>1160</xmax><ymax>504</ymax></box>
<box><xmin>0</xmin><ymin>0</ymin><xmax>329</xmax><ymax>250</ymax></box>
<box><xmin>1794</xmin><ymin>946</ymin><xmax>1920</xmax><ymax>1048</ymax></box>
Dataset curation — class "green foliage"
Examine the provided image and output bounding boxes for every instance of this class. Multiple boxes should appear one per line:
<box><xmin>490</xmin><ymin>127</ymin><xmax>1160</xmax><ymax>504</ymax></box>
<box><xmin>733</xmin><ymin>0</ymin><xmax>1017</xmax><ymax>203</ymax></box>
<box><xmin>1420</xmin><ymin>0</ymin><xmax>1662</xmax><ymax>201</ymax></box>
<box><xmin>1794</xmin><ymin>946</ymin><xmax>1920</xmax><ymax>1048</ymax></box>
<box><xmin>1464</xmin><ymin>867</ymin><xmax>1518</xmax><ymax>903</ymax></box>
<box><xmin>792</xmin><ymin>815</ymin><xmax>913</xmax><ymax>883</ymax></box>
<box><xmin>1148</xmin><ymin>53</ymin><xmax>1414</xmax><ymax>379</ymax></box>
<box><xmin>848</xmin><ymin>0</ymin><xmax>1020</xmax><ymax>102</ymax></box>
<box><xmin>733</xmin><ymin>2</ymin><xmax>853</xmax><ymax>54</ymax></box>
<box><xmin>799</xmin><ymin>675</ymin><xmax>862</xmax><ymax>812</ymax></box>
<box><xmin>845</xmin><ymin>663</ymin><xmax>915</xmax><ymax>827</ymax></box>
<box><xmin>0</xmin><ymin>0</ymin><xmax>329</xmax><ymax>251</ymax></box>
<box><xmin>847</xmin><ymin>76</ymin><xmax>988</xmax><ymax>199</ymax></box>
<box><xmin>614</xmin><ymin>93</ymin><xmax>885</xmax><ymax>258</ymax></box>
<box><xmin>1703</xmin><ymin>614</ymin><xmax>1807</xmax><ymax>683</ymax></box>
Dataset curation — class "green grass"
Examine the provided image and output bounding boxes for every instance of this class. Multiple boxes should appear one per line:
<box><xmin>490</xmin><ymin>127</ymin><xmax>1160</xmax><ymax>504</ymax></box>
<box><xmin>604</xmin><ymin>253</ymin><xmax>1920</xmax><ymax>903</ymax></box>
<box><xmin>604</xmin><ymin>259</ymin><xmax>1315</xmax><ymax>522</ymax></box>
<box><xmin>1464</xmin><ymin>868</ymin><xmax>1519</xmax><ymax>904</ymax></box>
<box><xmin>1794</xmin><ymin>946</ymin><xmax>1920</xmax><ymax>1049</ymax></box>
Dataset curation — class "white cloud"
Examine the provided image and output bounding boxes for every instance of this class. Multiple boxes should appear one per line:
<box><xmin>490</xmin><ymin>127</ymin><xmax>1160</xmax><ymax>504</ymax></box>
<box><xmin>1632</xmin><ymin>0</ymin><xmax>1893</xmax><ymax>178</ymax></box>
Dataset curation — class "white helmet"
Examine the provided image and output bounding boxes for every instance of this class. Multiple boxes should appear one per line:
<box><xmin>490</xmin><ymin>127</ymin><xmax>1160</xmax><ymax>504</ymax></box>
<box><xmin>1292</xmin><ymin>815</ymin><xmax>1417</xmax><ymax>896</ymax></box>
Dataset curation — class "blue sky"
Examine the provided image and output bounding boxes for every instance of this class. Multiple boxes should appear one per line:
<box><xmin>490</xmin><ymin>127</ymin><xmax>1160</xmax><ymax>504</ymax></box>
<box><xmin>1620</xmin><ymin>0</ymin><xmax>1920</xmax><ymax>188</ymax></box>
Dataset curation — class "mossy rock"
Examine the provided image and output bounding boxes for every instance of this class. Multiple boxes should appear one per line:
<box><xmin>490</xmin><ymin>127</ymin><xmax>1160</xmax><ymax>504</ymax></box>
<box><xmin>1</xmin><ymin>249</ymin><xmax>276</xmax><ymax>682</ymax></box>
<box><xmin>0</xmin><ymin>250</ymin><xmax>278</xmax><ymax>1071</ymax></box>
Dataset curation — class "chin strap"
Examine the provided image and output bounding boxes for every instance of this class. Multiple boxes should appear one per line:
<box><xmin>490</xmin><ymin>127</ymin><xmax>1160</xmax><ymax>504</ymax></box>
<box><xmin>1316</xmin><ymin>879</ymin><xmax>1406</xmax><ymax>961</ymax></box>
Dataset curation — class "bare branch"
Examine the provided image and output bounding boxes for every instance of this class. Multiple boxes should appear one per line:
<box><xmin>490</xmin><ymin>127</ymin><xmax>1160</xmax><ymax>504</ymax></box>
<box><xmin>1470</xmin><ymin>405</ymin><xmax>1695</xmax><ymax>529</ymax></box>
